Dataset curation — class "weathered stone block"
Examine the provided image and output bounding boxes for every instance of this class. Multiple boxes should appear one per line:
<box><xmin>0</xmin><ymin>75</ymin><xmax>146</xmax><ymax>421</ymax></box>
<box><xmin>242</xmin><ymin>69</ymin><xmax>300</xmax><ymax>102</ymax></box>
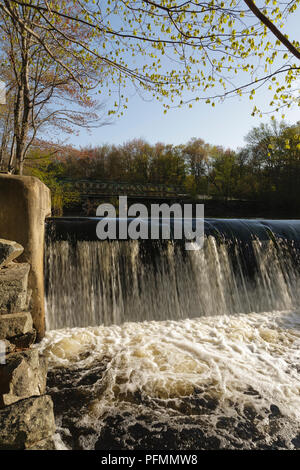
<box><xmin>0</xmin><ymin>263</ymin><xmax>30</xmax><ymax>313</ymax></box>
<box><xmin>0</xmin><ymin>349</ymin><xmax>48</xmax><ymax>407</ymax></box>
<box><xmin>0</xmin><ymin>175</ymin><xmax>51</xmax><ymax>339</ymax></box>
<box><xmin>26</xmin><ymin>437</ymin><xmax>56</xmax><ymax>450</ymax></box>
<box><xmin>0</xmin><ymin>395</ymin><xmax>55</xmax><ymax>449</ymax></box>
<box><xmin>0</xmin><ymin>312</ymin><xmax>33</xmax><ymax>339</ymax></box>
<box><xmin>0</xmin><ymin>239</ymin><xmax>24</xmax><ymax>269</ymax></box>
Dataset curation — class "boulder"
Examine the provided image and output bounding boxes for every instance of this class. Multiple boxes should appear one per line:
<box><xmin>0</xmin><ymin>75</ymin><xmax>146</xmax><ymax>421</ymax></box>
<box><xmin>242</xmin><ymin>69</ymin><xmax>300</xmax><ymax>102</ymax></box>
<box><xmin>0</xmin><ymin>263</ymin><xmax>30</xmax><ymax>313</ymax></box>
<box><xmin>0</xmin><ymin>395</ymin><xmax>56</xmax><ymax>449</ymax></box>
<box><xmin>0</xmin><ymin>239</ymin><xmax>24</xmax><ymax>269</ymax></box>
<box><xmin>0</xmin><ymin>312</ymin><xmax>33</xmax><ymax>339</ymax></box>
<box><xmin>0</xmin><ymin>349</ymin><xmax>48</xmax><ymax>407</ymax></box>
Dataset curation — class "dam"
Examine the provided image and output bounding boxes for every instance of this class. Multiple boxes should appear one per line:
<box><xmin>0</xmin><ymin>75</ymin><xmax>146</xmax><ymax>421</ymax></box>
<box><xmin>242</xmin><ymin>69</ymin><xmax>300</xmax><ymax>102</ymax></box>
<box><xmin>45</xmin><ymin>218</ymin><xmax>300</xmax><ymax>329</ymax></box>
<box><xmin>40</xmin><ymin>218</ymin><xmax>300</xmax><ymax>450</ymax></box>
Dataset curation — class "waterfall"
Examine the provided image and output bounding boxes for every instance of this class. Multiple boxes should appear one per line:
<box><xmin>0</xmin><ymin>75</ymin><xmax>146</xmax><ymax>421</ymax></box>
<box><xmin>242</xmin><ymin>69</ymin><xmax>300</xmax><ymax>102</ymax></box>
<box><xmin>41</xmin><ymin>218</ymin><xmax>300</xmax><ymax>450</ymax></box>
<box><xmin>45</xmin><ymin>218</ymin><xmax>300</xmax><ymax>330</ymax></box>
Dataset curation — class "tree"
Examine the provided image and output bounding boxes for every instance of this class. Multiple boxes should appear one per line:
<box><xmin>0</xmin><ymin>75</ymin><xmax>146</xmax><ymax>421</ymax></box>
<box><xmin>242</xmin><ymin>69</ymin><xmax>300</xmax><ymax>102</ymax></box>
<box><xmin>182</xmin><ymin>138</ymin><xmax>211</xmax><ymax>195</ymax></box>
<box><xmin>0</xmin><ymin>76</ymin><xmax>14</xmax><ymax>171</ymax></box>
<box><xmin>1</xmin><ymin>1</ymin><xmax>299</xmax><ymax>174</ymax></box>
<box><xmin>24</xmin><ymin>146</ymin><xmax>81</xmax><ymax>215</ymax></box>
<box><xmin>0</xmin><ymin>0</ymin><xmax>298</xmax><ymax>121</ymax></box>
<box><xmin>244</xmin><ymin>119</ymin><xmax>300</xmax><ymax>205</ymax></box>
<box><xmin>23</xmin><ymin>119</ymin><xmax>300</xmax><ymax>214</ymax></box>
<box><xmin>149</xmin><ymin>143</ymin><xmax>186</xmax><ymax>185</ymax></box>
<box><xmin>209</xmin><ymin>147</ymin><xmax>237</xmax><ymax>199</ymax></box>
<box><xmin>0</xmin><ymin>2</ymin><xmax>106</xmax><ymax>174</ymax></box>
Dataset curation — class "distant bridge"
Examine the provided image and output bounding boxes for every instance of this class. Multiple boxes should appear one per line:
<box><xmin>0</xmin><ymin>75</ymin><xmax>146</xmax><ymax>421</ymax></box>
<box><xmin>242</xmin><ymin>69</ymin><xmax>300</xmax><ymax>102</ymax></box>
<box><xmin>58</xmin><ymin>178</ymin><xmax>188</xmax><ymax>200</ymax></box>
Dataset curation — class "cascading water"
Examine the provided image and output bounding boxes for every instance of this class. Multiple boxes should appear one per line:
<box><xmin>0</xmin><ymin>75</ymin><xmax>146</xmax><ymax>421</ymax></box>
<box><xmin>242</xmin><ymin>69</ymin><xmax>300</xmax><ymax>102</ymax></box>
<box><xmin>40</xmin><ymin>218</ymin><xmax>300</xmax><ymax>450</ymax></box>
<box><xmin>45</xmin><ymin>218</ymin><xmax>300</xmax><ymax>329</ymax></box>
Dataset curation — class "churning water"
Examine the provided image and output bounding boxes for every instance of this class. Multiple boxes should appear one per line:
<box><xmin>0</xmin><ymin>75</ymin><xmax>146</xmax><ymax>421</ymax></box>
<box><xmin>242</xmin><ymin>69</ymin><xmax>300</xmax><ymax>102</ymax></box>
<box><xmin>41</xmin><ymin>218</ymin><xmax>300</xmax><ymax>450</ymax></box>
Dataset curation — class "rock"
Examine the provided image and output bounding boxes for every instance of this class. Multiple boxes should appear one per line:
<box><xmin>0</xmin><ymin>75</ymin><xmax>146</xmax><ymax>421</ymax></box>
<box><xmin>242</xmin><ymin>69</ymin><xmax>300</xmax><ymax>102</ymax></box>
<box><xmin>0</xmin><ymin>339</ymin><xmax>15</xmax><ymax>355</ymax></box>
<box><xmin>0</xmin><ymin>312</ymin><xmax>33</xmax><ymax>340</ymax></box>
<box><xmin>0</xmin><ymin>239</ymin><xmax>24</xmax><ymax>269</ymax></box>
<box><xmin>270</xmin><ymin>404</ymin><xmax>281</xmax><ymax>417</ymax></box>
<box><xmin>10</xmin><ymin>329</ymin><xmax>37</xmax><ymax>349</ymax></box>
<box><xmin>0</xmin><ymin>263</ymin><xmax>30</xmax><ymax>313</ymax></box>
<box><xmin>0</xmin><ymin>174</ymin><xmax>52</xmax><ymax>340</ymax></box>
<box><xmin>0</xmin><ymin>349</ymin><xmax>48</xmax><ymax>407</ymax></box>
<box><xmin>0</xmin><ymin>339</ymin><xmax>15</xmax><ymax>364</ymax></box>
<box><xmin>26</xmin><ymin>437</ymin><xmax>56</xmax><ymax>450</ymax></box>
<box><xmin>0</xmin><ymin>395</ymin><xmax>56</xmax><ymax>449</ymax></box>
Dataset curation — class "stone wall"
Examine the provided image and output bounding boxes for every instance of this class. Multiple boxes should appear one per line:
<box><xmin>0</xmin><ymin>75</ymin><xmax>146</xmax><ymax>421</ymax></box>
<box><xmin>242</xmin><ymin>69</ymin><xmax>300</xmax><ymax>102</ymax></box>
<box><xmin>0</xmin><ymin>239</ymin><xmax>56</xmax><ymax>450</ymax></box>
<box><xmin>0</xmin><ymin>174</ymin><xmax>51</xmax><ymax>340</ymax></box>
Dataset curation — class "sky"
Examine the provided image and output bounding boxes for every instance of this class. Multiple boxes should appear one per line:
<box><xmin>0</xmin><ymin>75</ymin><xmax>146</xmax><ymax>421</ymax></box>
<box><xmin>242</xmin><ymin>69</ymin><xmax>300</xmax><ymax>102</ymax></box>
<box><xmin>71</xmin><ymin>88</ymin><xmax>300</xmax><ymax>151</ymax></box>
<box><xmin>68</xmin><ymin>7</ymin><xmax>300</xmax><ymax>151</ymax></box>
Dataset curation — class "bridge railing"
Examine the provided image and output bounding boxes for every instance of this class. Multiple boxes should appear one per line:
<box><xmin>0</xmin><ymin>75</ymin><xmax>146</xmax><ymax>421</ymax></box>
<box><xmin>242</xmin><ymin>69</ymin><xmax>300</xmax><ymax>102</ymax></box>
<box><xmin>57</xmin><ymin>178</ymin><xmax>187</xmax><ymax>199</ymax></box>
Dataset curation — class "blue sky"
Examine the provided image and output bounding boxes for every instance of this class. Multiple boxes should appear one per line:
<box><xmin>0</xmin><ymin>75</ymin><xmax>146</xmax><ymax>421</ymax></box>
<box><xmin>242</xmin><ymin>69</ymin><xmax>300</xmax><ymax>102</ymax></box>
<box><xmin>69</xmin><ymin>7</ymin><xmax>299</xmax><ymax>151</ymax></box>
<box><xmin>72</xmin><ymin>88</ymin><xmax>299</xmax><ymax>151</ymax></box>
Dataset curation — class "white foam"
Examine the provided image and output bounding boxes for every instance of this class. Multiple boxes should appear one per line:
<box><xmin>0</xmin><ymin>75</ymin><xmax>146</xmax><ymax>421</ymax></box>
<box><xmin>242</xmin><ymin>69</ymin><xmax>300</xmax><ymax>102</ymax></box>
<box><xmin>39</xmin><ymin>309</ymin><xmax>300</xmax><ymax>421</ymax></box>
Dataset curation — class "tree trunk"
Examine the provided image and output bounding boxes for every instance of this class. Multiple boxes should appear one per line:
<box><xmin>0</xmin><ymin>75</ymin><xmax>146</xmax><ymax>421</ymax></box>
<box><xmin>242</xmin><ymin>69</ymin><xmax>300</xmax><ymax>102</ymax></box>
<box><xmin>8</xmin><ymin>135</ymin><xmax>16</xmax><ymax>173</ymax></box>
<box><xmin>14</xmin><ymin>29</ymin><xmax>31</xmax><ymax>175</ymax></box>
<box><xmin>0</xmin><ymin>112</ymin><xmax>11</xmax><ymax>171</ymax></box>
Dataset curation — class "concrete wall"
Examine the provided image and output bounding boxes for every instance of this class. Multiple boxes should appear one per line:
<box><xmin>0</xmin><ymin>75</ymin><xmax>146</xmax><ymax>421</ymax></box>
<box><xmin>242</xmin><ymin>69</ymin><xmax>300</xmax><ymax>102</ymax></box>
<box><xmin>0</xmin><ymin>175</ymin><xmax>51</xmax><ymax>339</ymax></box>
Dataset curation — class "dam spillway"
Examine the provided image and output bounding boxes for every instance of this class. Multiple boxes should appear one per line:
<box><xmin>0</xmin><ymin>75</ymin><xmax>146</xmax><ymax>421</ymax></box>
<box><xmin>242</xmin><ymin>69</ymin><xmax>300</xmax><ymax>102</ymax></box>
<box><xmin>41</xmin><ymin>217</ymin><xmax>300</xmax><ymax>450</ymax></box>
<box><xmin>45</xmin><ymin>218</ymin><xmax>300</xmax><ymax>330</ymax></box>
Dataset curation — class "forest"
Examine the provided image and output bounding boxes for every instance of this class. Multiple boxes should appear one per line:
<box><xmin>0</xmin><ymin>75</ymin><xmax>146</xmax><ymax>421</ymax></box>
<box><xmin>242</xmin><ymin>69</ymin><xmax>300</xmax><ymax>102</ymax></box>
<box><xmin>23</xmin><ymin>119</ymin><xmax>300</xmax><ymax>217</ymax></box>
<box><xmin>0</xmin><ymin>1</ymin><xmax>299</xmax><ymax>182</ymax></box>
<box><xmin>0</xmin><ymin>1</ymin><xmax>299</xmax><ymax>219</ymax></box>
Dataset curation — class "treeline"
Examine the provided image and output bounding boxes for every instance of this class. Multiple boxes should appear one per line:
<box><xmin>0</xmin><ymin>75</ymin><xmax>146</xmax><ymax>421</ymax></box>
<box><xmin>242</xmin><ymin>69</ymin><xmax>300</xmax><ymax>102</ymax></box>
<box><xmin>24</xmin><ymin>120</ymin><xmax>300</xmax><ymax>215</ymax></box>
